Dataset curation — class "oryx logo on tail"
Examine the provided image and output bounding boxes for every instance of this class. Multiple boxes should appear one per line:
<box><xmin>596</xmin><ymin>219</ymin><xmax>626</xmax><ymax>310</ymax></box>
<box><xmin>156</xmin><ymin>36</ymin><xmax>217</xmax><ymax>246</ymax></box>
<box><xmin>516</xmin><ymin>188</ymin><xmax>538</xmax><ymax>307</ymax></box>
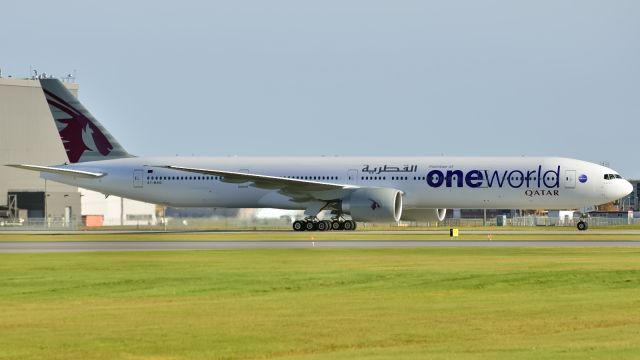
<box><xmin>43</xmin><ymin>89</ymin><xmax>113</xmax><ymax>163</ymax></box>
<box><xmin>39</xmin><ymin>79</ymin><xmax>132</xmax><ymax>163</ymax></box>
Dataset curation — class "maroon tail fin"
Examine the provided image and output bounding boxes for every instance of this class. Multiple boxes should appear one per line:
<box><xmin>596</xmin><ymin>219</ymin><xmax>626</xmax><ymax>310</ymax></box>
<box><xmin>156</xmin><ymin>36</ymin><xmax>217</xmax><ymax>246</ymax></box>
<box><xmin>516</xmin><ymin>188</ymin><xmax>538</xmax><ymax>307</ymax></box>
<box><xmin>40</xmin><ymin>79</ymin><xmax>132</xmax><ymax>163</ymax></box>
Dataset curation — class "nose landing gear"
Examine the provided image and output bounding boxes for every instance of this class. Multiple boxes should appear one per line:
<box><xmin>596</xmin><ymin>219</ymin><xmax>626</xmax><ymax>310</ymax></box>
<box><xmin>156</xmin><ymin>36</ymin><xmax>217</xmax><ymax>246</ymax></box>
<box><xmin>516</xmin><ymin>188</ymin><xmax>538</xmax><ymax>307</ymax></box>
<box><xmin>576</xmin><ymin>213</ymin><xmax>589</xmax><ymax>231</ymax></box>
<box><xmin>577</xmin><ymin>221</ymin><xmax>588</xmax><ymax>231</ymax></box>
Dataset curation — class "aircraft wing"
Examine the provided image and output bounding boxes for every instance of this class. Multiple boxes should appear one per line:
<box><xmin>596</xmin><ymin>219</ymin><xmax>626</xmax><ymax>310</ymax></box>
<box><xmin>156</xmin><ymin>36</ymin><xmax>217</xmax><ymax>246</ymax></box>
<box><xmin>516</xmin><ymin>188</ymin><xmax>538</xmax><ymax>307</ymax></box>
<box><xmin>160</xmin><ymin>165</ymin><xmax>357</xmax><ymax>201</ymax></box>
<box><xmin>5</xmin><ymin>164</ymin><xmax>105</xmax><ymax>178</ymax></box>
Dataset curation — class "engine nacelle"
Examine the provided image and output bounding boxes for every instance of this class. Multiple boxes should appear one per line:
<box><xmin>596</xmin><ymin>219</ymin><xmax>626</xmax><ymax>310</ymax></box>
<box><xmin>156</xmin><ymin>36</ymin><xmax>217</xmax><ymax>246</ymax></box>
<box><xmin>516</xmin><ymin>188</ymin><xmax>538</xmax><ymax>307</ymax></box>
<box><xmin>401</xmin><ymin>208</ymin><xmax>447</xmax><ymax>223</ymax></box>
<box><xmin>342</xmin><ymin>188</ymin><xmax>403</xmax><ymax>222</ymax></box>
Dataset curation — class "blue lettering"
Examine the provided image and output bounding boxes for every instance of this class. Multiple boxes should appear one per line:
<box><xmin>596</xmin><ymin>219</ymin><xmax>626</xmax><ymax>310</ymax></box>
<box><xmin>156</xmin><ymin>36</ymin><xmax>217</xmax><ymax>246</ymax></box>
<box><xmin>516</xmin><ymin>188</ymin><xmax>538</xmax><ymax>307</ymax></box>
<box><xmin>484</xmin><ymin>170</ymin><xmax>508</xmax><ymax>187</ymax></box>
<box><xmin>465</xmin><ymin>170</ymin><xmax>483</xmax><ymax>188</ymax></box>
<box><xmin>537</xmin><ymin>165</ymin><xmax>542</xmax><ymax>187</ymax></box>
<box><xmin>445</xmin><ymin>170</ymin><xmax>463</xmax><ymax>188</ymax></box>
<box><xmin>425</xmin><ymin>165</ymin><xmax>561</xmax><ymax>189</ymax></box>
<box><xmin>526</xmin><ymin>170</ymin><xmax>536</xmax><ymax>188</ymax></box>
<box><xmin>507</xmin><ymin>170</ymin><xmax>524</xmax><ymax>188</ymax></box>
<box><xmin>543</xmin><ymin>166</ymin><xmax>560</xmax><ymax>188</ymax></box>
<box><xmin>427</xmin><ymin>170</ymin><xmax>444</xmax><ymax>187</ymax></box>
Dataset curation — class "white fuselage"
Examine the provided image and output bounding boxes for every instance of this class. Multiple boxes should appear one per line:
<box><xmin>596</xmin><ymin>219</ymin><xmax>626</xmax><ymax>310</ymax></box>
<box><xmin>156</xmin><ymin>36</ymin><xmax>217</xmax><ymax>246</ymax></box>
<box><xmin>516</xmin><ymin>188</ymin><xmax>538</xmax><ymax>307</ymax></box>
<box><xmin>41</xmin><ymin>156</ymin><xmax>632</xmax><ymax>211</ymax></box>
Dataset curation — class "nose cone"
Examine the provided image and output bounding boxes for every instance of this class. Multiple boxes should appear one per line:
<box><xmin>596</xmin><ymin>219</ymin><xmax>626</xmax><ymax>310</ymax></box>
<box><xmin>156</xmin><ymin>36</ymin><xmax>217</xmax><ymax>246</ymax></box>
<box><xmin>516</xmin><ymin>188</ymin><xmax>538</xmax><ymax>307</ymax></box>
<box><xmin>622</xmin><ymin>180</ymin><xmax>634</xmax><ymax>197</ymax></box>
<box><xmin>609</xmin><ymin>179</ymin><xmax>634</xmax><ymax>200</ymax></box>
<box><xmin>605</xmin><ymin>179</ymin><xmax>633</xmax><ymax>201</ymax></box>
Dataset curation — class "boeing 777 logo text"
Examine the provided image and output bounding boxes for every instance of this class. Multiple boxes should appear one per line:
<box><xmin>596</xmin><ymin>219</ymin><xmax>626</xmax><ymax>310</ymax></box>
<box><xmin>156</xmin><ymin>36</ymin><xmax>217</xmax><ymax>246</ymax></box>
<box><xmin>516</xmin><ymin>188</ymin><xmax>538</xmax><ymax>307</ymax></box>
<box><xmin>426</xmin><ymin>165</ymin><xmax>561</xmax><ymax>189</ymax></box>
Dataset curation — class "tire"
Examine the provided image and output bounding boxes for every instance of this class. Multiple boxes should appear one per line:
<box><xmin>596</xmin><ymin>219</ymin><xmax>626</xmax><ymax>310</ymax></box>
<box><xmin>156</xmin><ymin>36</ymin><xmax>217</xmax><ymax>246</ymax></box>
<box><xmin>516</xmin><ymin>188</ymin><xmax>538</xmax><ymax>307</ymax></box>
<box><xmin>577</xmin><ymin>221</ymin><xmax>587</xmax><ymax>231</ymax></box>
<box><xmin>322</xmin><ymin>220</ymin><xmax>332</xmax><ymax>231</ymax></box>
<box><xmin>331</xmin><ymin>221</ymin><xmax>342</xmax><ymax>231</ymax></box>
<box><xmin>293</xmin><ymin>220</ymin><xmax>305</xmax><ymax>232</ymax></box>
<box><xmin>343</xmin><ymin>220</ymin><xmax>354</xmax><ymax>231</ymax></box>
<box><xmin>305</xmin><ymin>221</ymin><xmax>317</xmax><ymax>231</ymax></box>
<box><xmin>317</xmin><ymin>221</ymin><xmax>327</xmax><ymax>231</ymax></box>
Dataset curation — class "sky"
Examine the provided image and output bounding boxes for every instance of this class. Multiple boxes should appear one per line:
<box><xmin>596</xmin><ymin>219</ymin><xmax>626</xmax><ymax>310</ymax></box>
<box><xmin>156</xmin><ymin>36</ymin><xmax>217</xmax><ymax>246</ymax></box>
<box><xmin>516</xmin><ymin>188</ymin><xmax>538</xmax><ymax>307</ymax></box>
<box><xmin>2</xmin><ymin>1</ymin><xmax>639</xmax><ymax>177</ymax></box>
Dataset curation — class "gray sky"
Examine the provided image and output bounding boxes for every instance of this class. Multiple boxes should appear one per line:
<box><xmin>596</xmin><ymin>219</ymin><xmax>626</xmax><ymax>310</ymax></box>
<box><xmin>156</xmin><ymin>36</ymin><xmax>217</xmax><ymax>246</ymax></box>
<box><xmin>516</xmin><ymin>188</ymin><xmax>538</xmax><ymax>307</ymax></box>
<box><xmin>2</xmin><ymin>1</ymin><xmax>639</xmax><ymax>177</ymax></box>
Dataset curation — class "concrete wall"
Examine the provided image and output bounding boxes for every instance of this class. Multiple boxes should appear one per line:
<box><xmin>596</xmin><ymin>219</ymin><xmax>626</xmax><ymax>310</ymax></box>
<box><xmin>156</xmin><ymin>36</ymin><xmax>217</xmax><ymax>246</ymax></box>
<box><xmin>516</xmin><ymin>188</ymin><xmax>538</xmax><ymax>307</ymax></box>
<box><xmin>80</xmin><ymin>189</ymin><xmax>157</xmax><ymax>226</ymax></box>
<box><xmin>0</xmin><ymin>78</ymin><xmax>80</xmax><ymax>216</ymax></box>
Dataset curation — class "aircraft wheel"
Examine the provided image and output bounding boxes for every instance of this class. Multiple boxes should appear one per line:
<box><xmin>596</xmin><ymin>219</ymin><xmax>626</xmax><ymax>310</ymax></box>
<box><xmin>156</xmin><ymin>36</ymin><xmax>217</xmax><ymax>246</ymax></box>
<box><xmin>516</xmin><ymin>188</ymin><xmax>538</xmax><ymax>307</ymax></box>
<box><xmin>343</xmin><ymin>220</ymin><xmax>355</xmax><ymax>231</ymax></box>
<box><xmin>305</xmin><ymin>221</ymin><xmax>317</xmax><ymax>231</ymax></box>
<box><xmin>317</xmin><ymin>221</ymin><xmax>328</xmax><ymax>231</ymax></box>
<box><xmin>293</xmin><ymin>220</ymin><xmax>305</xmax><ymax>232</ymax></box>
<box><xmin>331</xmin><ymin>220</ymin><xmax>342</xmax><ymax>231</ymax></box>
<box><xmin>322</xmin><ymin>220</ymin><xmax>332</xmax><ymax>231</ymax></box>
<box><xmin>577</xmin><ymin>221</ymin><xmax>588</xmax><ymax>231</ymax></box>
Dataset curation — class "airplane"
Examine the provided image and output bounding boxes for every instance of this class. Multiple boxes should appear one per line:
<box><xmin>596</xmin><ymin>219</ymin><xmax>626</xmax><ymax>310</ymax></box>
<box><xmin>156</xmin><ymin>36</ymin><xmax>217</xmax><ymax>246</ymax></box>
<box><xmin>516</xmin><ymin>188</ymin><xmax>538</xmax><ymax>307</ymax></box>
<box><xmin>6</xmin><ymin>79</ymin><xmax>633</xmax><ymax>231</ymax></box>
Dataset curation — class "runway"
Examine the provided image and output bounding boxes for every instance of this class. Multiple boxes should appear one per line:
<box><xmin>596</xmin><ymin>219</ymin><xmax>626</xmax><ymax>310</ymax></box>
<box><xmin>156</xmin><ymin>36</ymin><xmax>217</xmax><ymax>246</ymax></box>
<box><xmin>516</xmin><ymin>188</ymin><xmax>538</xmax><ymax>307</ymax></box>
<box><xmin>2</xmin><ymin>230</ymin><xmax>640</xmax><ymax>235</ymax></box>
<box><xmin>1</xmin><ymin>240</ymin><xmax>640</xmax><ymax>253</ymax></box>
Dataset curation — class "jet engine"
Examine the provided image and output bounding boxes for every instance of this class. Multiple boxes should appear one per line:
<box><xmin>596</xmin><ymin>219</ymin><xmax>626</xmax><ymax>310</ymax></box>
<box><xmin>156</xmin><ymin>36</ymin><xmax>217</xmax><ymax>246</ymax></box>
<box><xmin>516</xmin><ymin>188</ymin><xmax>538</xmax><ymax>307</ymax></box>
<box><xmin>401</xmin><ymin>208</ymin><xmax>447</xmax><ymax>223</ymax></box>
<box><xmin>341</xmin><ymin>188</ymin><xmax>403</xmax><ymax>222</ymax></box>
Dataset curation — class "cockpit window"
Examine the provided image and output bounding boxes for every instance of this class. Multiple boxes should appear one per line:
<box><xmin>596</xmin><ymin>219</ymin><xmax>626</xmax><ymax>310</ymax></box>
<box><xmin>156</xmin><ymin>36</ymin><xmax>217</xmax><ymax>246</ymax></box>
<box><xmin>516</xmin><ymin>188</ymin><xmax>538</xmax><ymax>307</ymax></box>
<box><xmin>604</xmin><ymin>174</ymin><xmax>623</xmax><ymax>180</ymax></box>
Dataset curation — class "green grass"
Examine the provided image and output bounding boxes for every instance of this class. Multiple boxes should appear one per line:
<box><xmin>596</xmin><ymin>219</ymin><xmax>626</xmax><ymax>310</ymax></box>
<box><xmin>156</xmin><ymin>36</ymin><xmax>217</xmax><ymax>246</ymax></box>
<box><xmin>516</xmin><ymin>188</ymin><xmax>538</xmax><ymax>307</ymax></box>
<box><xmin>1</xmin><ymin>248</ymin><xmax>639</xmax><ymax>359</ymax></box>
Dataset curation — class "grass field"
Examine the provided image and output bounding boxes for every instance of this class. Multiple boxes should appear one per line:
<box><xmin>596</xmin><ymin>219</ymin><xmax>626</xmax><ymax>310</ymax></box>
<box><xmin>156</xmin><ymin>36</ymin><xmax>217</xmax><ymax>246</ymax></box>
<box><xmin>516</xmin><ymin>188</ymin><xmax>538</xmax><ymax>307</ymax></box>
<box><xmin>1</xmin><ymin>248</ymin><xmax>639</xmax><ymax>359</ymax></box>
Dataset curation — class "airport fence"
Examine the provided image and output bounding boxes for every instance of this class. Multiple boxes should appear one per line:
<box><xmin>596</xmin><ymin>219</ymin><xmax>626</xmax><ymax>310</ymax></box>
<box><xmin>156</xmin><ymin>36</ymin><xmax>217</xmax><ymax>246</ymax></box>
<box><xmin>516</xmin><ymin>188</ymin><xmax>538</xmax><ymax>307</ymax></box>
<box><xmin>440</xmin><ymin>216</ymin><xmax>640</xmax><ymax>228</ymax></box>
<box><xmin>0</xmin><ymin>218</ymin><xmax>80</xmax><ymax>230</ymax></box>
<box><xmin>0</xmin><ymin>216</ymin><xmax>639</xmax><ymax>231</ymax></box>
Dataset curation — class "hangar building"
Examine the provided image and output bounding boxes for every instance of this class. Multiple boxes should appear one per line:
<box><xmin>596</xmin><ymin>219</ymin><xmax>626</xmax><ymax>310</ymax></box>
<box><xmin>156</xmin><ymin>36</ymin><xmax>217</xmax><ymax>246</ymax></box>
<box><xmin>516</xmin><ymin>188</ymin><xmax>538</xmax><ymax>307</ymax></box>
<box><xmin>0</xmin><ymin>77</ymin><xmax>80</xmax><ymax>225</ymax></box>
<box><xmin>0</xmin><ymin>76</ymin><xmax>156</xmax><ymax>227</ymax></box>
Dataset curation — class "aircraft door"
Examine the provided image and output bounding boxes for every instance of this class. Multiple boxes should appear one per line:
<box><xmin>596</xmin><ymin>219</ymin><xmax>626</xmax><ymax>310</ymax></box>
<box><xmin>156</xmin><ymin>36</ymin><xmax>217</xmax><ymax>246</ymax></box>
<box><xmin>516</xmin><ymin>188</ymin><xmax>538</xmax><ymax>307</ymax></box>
<box><xmin>133</xmin><ymin>169</ymin><xmax>144</xmax><ymax>188</ymax></box>
<box><xmin>347</xmin><ymin>169</ymin><xmax>358</xmax><ymax>185</ymax></box>
<box><xmin>564</xmin><ymin>170</ymin><xmax>576</xmax><ymax>189</ymax></box>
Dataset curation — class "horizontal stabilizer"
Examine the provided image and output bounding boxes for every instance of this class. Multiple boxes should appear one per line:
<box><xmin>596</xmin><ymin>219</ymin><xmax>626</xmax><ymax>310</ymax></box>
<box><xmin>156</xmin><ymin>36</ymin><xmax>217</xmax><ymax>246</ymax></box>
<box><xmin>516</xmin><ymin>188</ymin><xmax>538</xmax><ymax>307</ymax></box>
<box><xmin>5</xmin><ymin>164</ymin><xmax>105</xmax><ymax>178</ymax></box>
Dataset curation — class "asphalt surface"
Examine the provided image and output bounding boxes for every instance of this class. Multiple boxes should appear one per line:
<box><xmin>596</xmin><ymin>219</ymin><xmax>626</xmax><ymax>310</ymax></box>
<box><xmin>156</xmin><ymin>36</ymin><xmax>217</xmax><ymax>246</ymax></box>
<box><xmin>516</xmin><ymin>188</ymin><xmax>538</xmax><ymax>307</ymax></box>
<box><xmin>1</xmin><ymin>240</ymin><xmax>640</xmax><ymax>253</ymax></box>
<box><xmin>2</xmin><ymin>230</ymin><xmax>640</xmax><ymax>235</ymax></box>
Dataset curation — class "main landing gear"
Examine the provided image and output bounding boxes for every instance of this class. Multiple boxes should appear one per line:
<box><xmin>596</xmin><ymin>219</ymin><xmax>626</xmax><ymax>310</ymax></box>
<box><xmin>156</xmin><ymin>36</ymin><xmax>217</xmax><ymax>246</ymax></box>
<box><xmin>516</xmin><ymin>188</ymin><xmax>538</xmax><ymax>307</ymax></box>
<box><xmin>292</xmin><ymin>218</ymin><xmax>357</xmax><ymax>232</ymax></box>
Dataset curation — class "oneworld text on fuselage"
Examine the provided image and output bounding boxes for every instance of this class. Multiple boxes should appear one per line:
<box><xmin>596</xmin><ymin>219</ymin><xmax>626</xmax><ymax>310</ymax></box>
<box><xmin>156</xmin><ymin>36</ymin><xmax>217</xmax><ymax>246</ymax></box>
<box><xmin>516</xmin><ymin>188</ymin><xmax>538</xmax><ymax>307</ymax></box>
<box><xmin>426</xmin><ymin>165</ymin><xmax>561</xmax><ymax>189</ymax></box>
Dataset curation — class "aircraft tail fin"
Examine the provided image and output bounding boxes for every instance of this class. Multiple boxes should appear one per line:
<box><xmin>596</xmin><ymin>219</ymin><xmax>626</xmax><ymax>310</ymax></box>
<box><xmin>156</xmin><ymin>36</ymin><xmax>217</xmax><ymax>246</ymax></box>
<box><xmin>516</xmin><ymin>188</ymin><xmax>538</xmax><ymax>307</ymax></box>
<box><xmin>39</xmin><ymin>78</ymin><xmax>133</xmax><ymax>163</ymax></box>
